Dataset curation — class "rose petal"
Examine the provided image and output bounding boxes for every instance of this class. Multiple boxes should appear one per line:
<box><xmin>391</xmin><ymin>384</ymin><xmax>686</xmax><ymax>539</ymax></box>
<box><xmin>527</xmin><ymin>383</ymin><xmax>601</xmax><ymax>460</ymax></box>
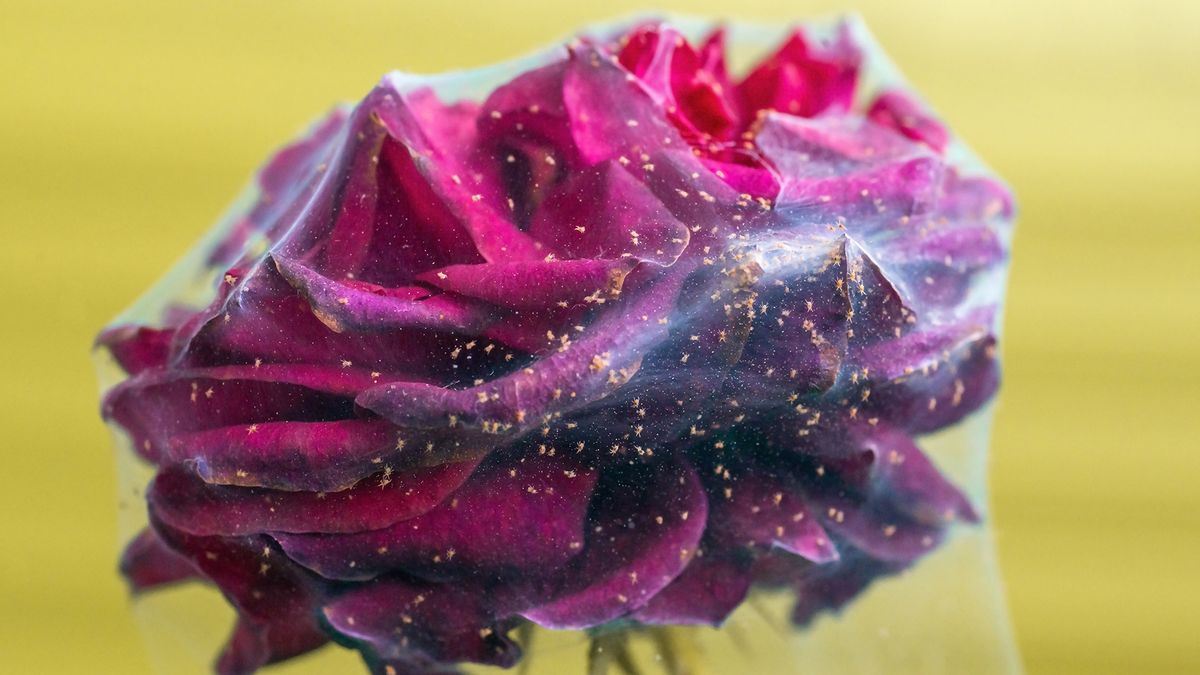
<box><xmin>562</xmin><ymin>44</ymin><xmax>685</xmax><ymax>165</ymax></box>
<box><xmin>150</xmin><ymin>458</ymin><xmax>480</xmax><ymax>536</ymax></box>
<box><xmin>323</xmin><ymin>578</ymin><xmax>520</xmax><ymax>673</ymax></box>
<box><xmin>789</xmin><ymin>550</ymin><xmax>906</xmax><ymax>626</ymax></box>
<box><xmin>722</xmin><ymin>233</ymin><xmax>851</xmax><ymax>404</ymax></box>
<box><xmin>480</xmin><ymin>303</ymin><xmax>590</xmax><ymax>354</ymax></box>
<box><xmin>358</xmin><ymin>269</ymin><xmax>685</xmax><ymax>434</ymax></box>
<box><xmin>95</xmin><ymin>325</ymin><xmax>174</xmax><ymax>375</ymax></box>
<box><xmin>848</xmin><ymin>424</ymin><xmax>978</xmax><ymax>525</ymax></box>
<box><xmin>632</xmin><ymin>552</ymin><xmax>753</xmax><ymax>626</ymax></box>
<box><xmin>372</xmin><ymin>84</ymin><xmax>544</xmax><ymax>262</ymax></box>
<box><xmin>274</xmin><ymin>449</ymin><xmax>597</xmax><ymax>581</ymax></box>
<box><xmin>315</xmin><ymin>108</ymin><xmax>389</xmax><ymax>279</ymax></box>
<box><xmin>181</xmin><ymin>264</ymin><xmax>489</xmax><ymax>380</ymax></box>
<box><xmin>529</xmin><ymin>161</ymin><xmax>691</xmax><ymax>267</ymax></box>
<box><xmin>703</xmin><ymin>461</ymin><xmax>838</xmax><ymax>563</ymax></box>
<box><xmin>477</xmin><ymin>60</ymin><xmax>578</xmax><ymax>166</ymax></box>
<box><xmin>755</xmin><ymin>113</ymin><xmax>944</xmax><ymax>227</ymax></box>
<box><xmin>170</xmin><ymin>419</ymin><xmax>404</xmax><ymax>492</ymax></box>
<box><xmin>101</xmin><ymin>364</ymin><xmax>365</xmax><ymax>464</ymax></box>
<box><xmin>940</xmin><ymin>171</ymin><xmax>1015</xmax><ymax>221</ymax></box>
<box><xmin>274</xmin><ymin>255</ymin><xmax>496</xmax><ymax>335</ymax></box>
<box><xmin>147</xmin><ymin>516</ymin><xmax>328</xmax><ymax>674</ymax></box>
<box><xmin>867</xmin><ymin>90</ymin><xmax>949</xmax><ymax>153</ymax></box>
<box><xmin>119</xmin><ymin>528</ymin><xmax>199</xmax><ymax>593</ymax></box>
<box><xmin>736</xmin><ymin>26</ymin><xmax>859</xmax><ymax>120</ymax></box>
<box><xmin>417</xmin><ymin>258</ymin><xmax>636</xmax><ymax>310</ymax></box>
<box><xmin>700</xmin><ymin>157</ymin><xmax>780</xmax><ymax>200</ymax></box>
<box><xmin>811</xmin><ymin>494</ymin><xmax>944</xmax><ymax>564</ymax></box>
<box><xmin>857</xmin><ymin>312</ymin><xmax>1000</xmax><ymax>433</ymax></box>
<box><xmin>616</xmin><ymin>24</ymin><xmax>739</xmax><ymax>145</ymax></box>
<box><xmin>891</xmin><ymin>224</ymin><xmax>1006</xmax><ymax>307</ymax></box>
<box><xmin>520</xmin><ymin>457</ymin><xmax>708</xmax><ymax>629</ymax></box>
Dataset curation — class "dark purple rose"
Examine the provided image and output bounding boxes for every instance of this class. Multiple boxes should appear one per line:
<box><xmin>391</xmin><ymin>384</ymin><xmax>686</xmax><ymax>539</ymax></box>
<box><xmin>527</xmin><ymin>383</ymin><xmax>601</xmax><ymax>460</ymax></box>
<box><xmin>98</xmin><ymin>17</ymin><xmax>1012</xmax><ymax>675</ymax></box>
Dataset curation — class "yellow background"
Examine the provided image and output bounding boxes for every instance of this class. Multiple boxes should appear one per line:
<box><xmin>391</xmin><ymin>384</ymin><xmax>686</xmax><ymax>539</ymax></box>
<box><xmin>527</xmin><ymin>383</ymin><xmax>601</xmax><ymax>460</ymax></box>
<box><xmin>3</xmin><ymin>1</ymin><xmax>1197</xmax><ymax>673</ymax></box>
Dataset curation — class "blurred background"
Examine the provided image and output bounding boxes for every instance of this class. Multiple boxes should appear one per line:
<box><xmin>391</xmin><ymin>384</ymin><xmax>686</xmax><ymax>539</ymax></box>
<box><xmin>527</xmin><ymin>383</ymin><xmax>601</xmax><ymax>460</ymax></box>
<box><xmin>2</xmin><ymin>1</ymin><xmax>1197</xmax><ymax>673</ymax></box>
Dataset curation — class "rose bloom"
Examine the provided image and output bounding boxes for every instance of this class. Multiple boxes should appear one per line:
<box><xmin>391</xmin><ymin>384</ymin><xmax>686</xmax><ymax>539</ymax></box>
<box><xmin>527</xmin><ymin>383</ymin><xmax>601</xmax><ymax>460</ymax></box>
<box><xmin>99</xmin><ymin>18</ymin><xmax>1012</xmax><ymax>675</ymax></box>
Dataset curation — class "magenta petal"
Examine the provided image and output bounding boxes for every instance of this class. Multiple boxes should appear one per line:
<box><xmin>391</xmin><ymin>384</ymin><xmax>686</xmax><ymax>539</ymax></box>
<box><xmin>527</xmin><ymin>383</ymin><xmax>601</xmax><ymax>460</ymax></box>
<box><xmin>95</xmin><ymin>325</ymin><xmax>174</xmax><ymax>375</ymax></box>
<box><xmin>705</xmin><ymin>465</ymin><xmax>838</xmax><ymax>563</ymax></box>
<box><xmin>755</xmin><ymin>113</ymin><xmax>944</xmax><ymax>227</ymax></box>
<box><xmin>858</xmin><ymin>313</ymin><xmax>1000</xmax><ymax>433</ymax></box>
<box><xmin>274</xmin><ymin>255</ymin><xmax>496</xmax><ymax>335</ymax></box>
<box><xmin>357</xmin><ymin>270</ymin><xmax>684</xmax><ymax>434</ymax></box>
<box><xmin>520</xmin><ymin>457</ymin><xmax>708</xmax><ymax>629</ymax></box>
<box><xmin>815</xmin><ymin>498</ymin><xmax>944</xmax><ymax>564</ymax></box>
<box><xmin>274</xmin><ymin>450</ymin><xmax>597</xmax><ymax>581</ymax></box>
<box><xmin>481</xmin><ymin>303</ymin><xmax>590</xmax><ymax>354</ymax></box>
<box><xmin>101</xmin><ymin>365</ymin><xmax>367</xmax><ymax>465</ymax></box>
<box><xmin>147</xmin><ymin>517</ymin><xmax>328</xmax><ymax>674</ymax></box>
<box><xmin>892</xmin><ymin>225</ymin><xmax>1006</xmax><ymax>307</ymax></box>
<box><xmin>615</xmin><ymin>24</ymin><xmax>739</xmax><ymax>144</ymax></box>
<box><xmin>119</xmin><ymin>528</ymin><xmax>199</xmax><ymax>593</ymax></box>
<box><xmin>316</xmin><ymin>112</ymin><xmax>388</xmax><ymax>279</ymax></box>
<box><xmin>901</xmin><ymin>225</ymin><xmax>1005</xmax><ymax>271</ymax></box>
<box><xmin>170</xmin><ymin>419</ymin><xmax>401</xmax><ymax>492</ymax></box>
<box><xmin>632</xmin><ymin>553</ymin><xmax>753</xmax><ymax>627</ymax></box>
<box><xmin>845</xmin><ymin>239</ymin><xmax>914</xmax><ymax>344</ymax></box>
<box><xmin>323</xmin><ymin>578</ymin><xmax>520</xmax><ymax>673</ymax></box>
<box><xmin>940</xmin><ymin>171</ymin><xmax>1014</xmax><ymax>221</ymax></box>
<box><xmin>371</xmin><ymin>85</ymin><xmax>544</xmax><ymax>263</ymax></box>
<box><xmin>736</xmin><ymin>27</ymin><xmax>859</xmax><ymax>120</ymax></box>
<box><xmin>529</xmin><ymin>161</ymin><xmax>692</xmax><ymax>267</ymax></box>
<box><xmin>417</xmin><ymin>258</ymin><xmax>636</xmax><ymax>310</ymax></box>
<box><xmin>789</xmin><ymin>553</ymin><xmax>905</xmax><ymax>627</ymax></box>
<box><xmin>727</xmin><ymin>234</ymin><xmax>849</xmax><ymax>401</ymax></box>
<box><xmin>150</xmin><ymin>458</ymin><xmax>479</xmax><ymax>536</ymax></box>
<box><xmin>562</xmin><ymin>44</ymin><xmax>685</xmax><ymax>165</ymax></box>
<box><xmin>867</xmin><ymin>91</ymin><xmax>949</xmax><ymax>153</ymax></box>
<box><xmin>780</xmin><ymin>154</ymin><xmax>943</xmax><ymax>224</ymax></box>
<box><xmin>181</xmin><ymin>264</ymin><xmax>473</xmax><ymax>379</ymax></box>
<box><xmin>850</xmin><ymin>425</ymin><xmax>978</xmax><ymax>525</ymax></box>
<box><xmin>477</xmin><ymin>60</ymin><xmax>579</xmax><ymax>166</ymax></box>
<box><xmin>700</xmin><ymin>157</ymin><xmax>780</xmax><ymax>200</ymax></box>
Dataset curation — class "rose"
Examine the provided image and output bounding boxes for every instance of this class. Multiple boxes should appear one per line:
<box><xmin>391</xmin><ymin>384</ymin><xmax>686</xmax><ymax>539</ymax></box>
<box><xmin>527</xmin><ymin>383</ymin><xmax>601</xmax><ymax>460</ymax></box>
<box><xmin>99</xmin><ymin>18</ymin><xmax>1012</xmax><ymax>675</ymax></box>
